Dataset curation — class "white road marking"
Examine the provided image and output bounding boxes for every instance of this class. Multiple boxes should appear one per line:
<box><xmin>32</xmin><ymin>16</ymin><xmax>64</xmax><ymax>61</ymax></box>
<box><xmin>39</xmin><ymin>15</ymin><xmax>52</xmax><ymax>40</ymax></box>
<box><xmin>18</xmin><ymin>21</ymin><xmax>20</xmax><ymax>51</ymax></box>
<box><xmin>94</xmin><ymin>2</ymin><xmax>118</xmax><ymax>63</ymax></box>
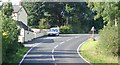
<box><xmin>19</xmin><ymin>47</ymin><xmax>32</xmax><ymax>65</ymax></box>
<box><xmin>51</xmin><ymin>37</ymin><xmax>73</xmax><ymax>61</ymax></box>
<box><xmin>52</xmin><ymin>49</ymin><xmax>54</xmax><ymax>53</ymax></box>
<box><xmin>66</xmin><ymin>38</ymin><xmax>73</xmax><ymax>42</ymax></box>
<box><xmin>54</xmin><ymin>45</ymin><xmax>59</xmax><ymax>49</ymax></box>
<box><xmin>60</xmin><ymin>42</ymin><xmax>64</xmax><ymax>44</ymax></box>
<box><xmin>52</xmin><ymin>55</ymin><xmax>55</xmax><ymax>61</ymax></box>
<box><xmin>45</xmin><ymin>37</ymin><xmax>61</xmax><ymax>39</ymax></box>
<box><xmin>19</xmin><ymin>42</ymin><xmax>41</xmax><ymax>65</ymax></box>
<box><xmin>51</xmin><ymin>41</ymin><xmax>65</xmax><ymax>61</ymax></box>
<box><xmin>76</xmin><ymin>36</ymin><xmax>79</xmax><ymax>38</ymax></box>
<box><xmin>77</xmin><ymin>39</ymin><xmax>91</xmax><ymax>64</ymax></box>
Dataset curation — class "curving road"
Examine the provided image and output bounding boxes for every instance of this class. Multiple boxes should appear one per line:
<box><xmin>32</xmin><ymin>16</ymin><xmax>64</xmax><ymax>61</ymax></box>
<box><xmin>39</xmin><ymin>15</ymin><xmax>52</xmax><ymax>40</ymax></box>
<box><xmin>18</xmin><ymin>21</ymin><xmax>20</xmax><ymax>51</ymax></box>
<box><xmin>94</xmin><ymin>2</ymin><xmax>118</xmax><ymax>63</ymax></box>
<box><xmin>20</xmin><ymin>34</ymin><xmax>92</xmax><ymax>65</ymax></box>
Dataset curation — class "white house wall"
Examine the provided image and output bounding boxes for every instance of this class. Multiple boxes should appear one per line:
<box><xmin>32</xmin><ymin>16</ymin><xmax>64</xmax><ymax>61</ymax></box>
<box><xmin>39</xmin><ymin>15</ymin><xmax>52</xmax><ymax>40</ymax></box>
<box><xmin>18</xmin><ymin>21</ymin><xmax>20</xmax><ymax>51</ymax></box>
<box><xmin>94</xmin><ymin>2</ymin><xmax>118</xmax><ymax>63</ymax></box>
<box><xmin>17</xmin><ymin>7</ymin><xmax>27</xmax><ymax>25</ymax></box>
<box><xmin>24</xmin><ymin>31</ymin><xmax>34</xmax><ymax>42</ymax></box>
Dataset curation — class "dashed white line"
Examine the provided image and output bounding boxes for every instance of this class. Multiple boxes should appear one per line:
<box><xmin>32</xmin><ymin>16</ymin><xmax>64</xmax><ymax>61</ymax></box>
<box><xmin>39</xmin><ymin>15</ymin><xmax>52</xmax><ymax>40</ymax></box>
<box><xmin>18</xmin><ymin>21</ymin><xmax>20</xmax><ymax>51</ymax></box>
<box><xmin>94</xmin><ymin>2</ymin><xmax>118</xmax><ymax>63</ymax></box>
<box><xmin>60</xmin><ymin>42</ymin><xmax>64</xmax><ymax>44</ymax></box>
<box><xmin>52</xmin><ymin>49</ymin><xmax>54</xmax><ymax>53</ymax></box>
<box><xmin>52</xmin><ymin>44</ymin><xmax>59</xmax><ymax>61</ymax></box>
<box><xmin>66</xmin><ymin>38</ymin><xmax>73</xmax><ymax>42</ymax></box>
<box><xmin>52</xmin><ymin>55</ymin><xmax>55</xmax><ymax>61</ymax></box>
<box><xmin>74</xmin><ymin>36</ymin><xmax>80</xmax><ymax>39</ymax></box>
<box><xmin>54</xmin><ymin>45</ymin><xmax>59</xmax><ymax>49</ymax></box>
<box><xmin>52</xmin><ymin>38</ymin><xmax>73</xmax><ymax>61</ymax></box>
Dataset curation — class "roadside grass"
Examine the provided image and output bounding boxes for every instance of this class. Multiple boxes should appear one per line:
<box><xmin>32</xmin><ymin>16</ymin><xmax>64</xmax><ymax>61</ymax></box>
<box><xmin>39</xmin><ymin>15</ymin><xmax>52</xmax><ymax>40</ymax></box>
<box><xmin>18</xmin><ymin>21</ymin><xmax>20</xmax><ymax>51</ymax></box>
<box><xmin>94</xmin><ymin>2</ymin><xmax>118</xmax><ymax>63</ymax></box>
<box><xmin>80</xmin><ymin>38</ymin><xmax>118</xmax><ymax>65</ymax></box>
<box><xmin>11</xmin><ymin>46</ymin><xmax>29</xmax><ymax>65</ymax></box>
<box><xmin>2</xmin><ymin>43</ymin><xmax>29</xmax><ymax>65</ymax></box>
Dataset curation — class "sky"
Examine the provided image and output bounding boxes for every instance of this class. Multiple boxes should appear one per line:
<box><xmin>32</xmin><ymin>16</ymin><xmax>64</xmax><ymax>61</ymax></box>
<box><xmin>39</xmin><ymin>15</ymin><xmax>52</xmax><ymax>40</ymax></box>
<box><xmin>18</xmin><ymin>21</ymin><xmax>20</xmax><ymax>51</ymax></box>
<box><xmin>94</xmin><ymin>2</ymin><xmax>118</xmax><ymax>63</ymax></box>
<box><xmin>2</xmin><ymin>0</ymin><xmax>20</xmax><ymax>5</ymax></box>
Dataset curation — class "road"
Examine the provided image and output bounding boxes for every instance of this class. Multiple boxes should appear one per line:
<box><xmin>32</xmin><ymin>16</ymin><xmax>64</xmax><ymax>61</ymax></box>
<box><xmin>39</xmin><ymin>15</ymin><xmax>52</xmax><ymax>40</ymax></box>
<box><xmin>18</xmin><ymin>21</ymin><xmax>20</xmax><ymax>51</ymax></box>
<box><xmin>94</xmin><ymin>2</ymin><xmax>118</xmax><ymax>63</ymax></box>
<box><xmin>20</xmin><ymin>34</ymin><xmax>91</xmax><ymax>65</ymax></box>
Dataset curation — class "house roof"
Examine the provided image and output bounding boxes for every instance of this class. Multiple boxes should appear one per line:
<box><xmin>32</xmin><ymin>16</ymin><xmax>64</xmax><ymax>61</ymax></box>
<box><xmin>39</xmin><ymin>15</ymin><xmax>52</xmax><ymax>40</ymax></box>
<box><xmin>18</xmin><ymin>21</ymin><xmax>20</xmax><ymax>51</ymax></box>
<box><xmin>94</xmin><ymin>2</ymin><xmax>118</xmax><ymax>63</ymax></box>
<box><xmin>16</xmin><ymin>21</ymin><xmax>34</xmax><ymax>32</ymax></box>
<box><xmin>13</xmin><ymin>5</ymin><xmax>22</xmax><ymax>13</ymax></box>
<box><xmin>12</xmin><ymin>5</ymin><xmax>28</xmax><ymax>15</ymax></box>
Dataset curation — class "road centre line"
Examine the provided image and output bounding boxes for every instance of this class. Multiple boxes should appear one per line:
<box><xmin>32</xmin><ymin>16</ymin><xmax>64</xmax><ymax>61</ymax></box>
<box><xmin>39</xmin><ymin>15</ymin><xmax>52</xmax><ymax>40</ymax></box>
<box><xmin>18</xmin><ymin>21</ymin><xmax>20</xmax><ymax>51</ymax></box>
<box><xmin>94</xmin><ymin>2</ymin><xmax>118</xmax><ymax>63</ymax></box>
<box><xmin>52</xmin><ymin>49</ymin><xmax>54</xmax><ymax>53</ymax></box>
<box><xmin>75</xmin><ymin>36</ymin><xmax>79</xmax><ymax>38</ymax></box>
<box><xmin>60</xmin><ymin>42</ymin><xmax>64</xmax><ymax>44</ymax></box>
<box><xmin>66</xmin><ymin>38</ymin><xmax>73</xmax><ymax>42</ymax></box>
<box><xmin>52</xmin><ymin>38</ymin><xmax>73</xmax><ymax>61</ymax></box>
<box><xmin>54</xmin><ymin>45</ymin><xmax>59</xmax><ymax>49</ymax></box>
<box><xmin>52</xmin><ymin>55</ymin><xmax>55</xmax><ymax>61</ymax></box>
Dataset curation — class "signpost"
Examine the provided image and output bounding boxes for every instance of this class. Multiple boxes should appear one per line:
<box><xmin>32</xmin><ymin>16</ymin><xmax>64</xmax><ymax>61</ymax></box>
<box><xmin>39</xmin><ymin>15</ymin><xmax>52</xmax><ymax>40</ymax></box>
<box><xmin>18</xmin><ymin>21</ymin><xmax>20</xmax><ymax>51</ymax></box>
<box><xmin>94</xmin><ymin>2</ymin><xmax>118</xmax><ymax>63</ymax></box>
<box><xmin>91</xmin><ymin>26</ymin><xmax>96</xmax><ymax>41</ymax></box>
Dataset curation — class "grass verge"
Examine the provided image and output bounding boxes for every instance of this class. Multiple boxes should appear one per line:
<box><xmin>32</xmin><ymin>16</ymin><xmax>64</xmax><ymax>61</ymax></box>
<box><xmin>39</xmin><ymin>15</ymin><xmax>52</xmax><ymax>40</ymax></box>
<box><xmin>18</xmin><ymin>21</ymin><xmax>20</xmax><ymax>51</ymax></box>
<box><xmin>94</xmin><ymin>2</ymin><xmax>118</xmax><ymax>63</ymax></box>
<box><xmin>2</xmin><ymin>43</ymin><xmax>29</xmax><ymax>65</ymax></box>
<box><xmin>80</xmin><ymin>38</ymin><xmax>118</xmax><ymax>65</ymax></box>
<box><xmin>11</xmin><ymin>45</ymin><xmax>29</xmax><ymax>64</ymax></box>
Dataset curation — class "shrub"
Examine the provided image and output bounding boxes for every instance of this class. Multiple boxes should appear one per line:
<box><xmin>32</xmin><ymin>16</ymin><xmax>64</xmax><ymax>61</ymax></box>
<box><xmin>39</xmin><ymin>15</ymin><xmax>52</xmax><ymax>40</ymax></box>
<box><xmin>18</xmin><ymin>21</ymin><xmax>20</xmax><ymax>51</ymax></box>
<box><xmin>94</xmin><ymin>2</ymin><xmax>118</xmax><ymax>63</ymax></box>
<box><xmin>1</xmin><ymin>2</ymin><xmax>19</xmax><ymax>63</ymax></box>
<box><xmin>60</xmin><ymin>25</ymin><xmax>73</xmax><ymax>34</ymax></box>
<box><xmin>99</xmin><ymin>25</ymin><xmax>118</xmax><ymax>56</ymax></box>
<box><xmin>2</xmin><ymin>17</ymin><xmax>19</xmax><ymax>63</ymax></box>
<box><xmin>39</xmin><ymin>18</ymin><xmax>50</xmax><ymax>29</ymax></box>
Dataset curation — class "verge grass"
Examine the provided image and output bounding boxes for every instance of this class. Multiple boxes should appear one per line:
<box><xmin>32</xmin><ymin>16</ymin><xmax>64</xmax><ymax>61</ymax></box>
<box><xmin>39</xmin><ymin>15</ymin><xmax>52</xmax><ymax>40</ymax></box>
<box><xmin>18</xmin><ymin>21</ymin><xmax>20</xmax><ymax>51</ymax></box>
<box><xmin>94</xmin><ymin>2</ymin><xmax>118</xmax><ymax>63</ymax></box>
<box><xmin>80</xmin><ymin>38</ymin><xmax>118</xmax><ymax>65</ymax></box>
<box><xmin>2</xmin><ymin>44</ymin><xmax>29</xmax><ymax>65</ymax></box>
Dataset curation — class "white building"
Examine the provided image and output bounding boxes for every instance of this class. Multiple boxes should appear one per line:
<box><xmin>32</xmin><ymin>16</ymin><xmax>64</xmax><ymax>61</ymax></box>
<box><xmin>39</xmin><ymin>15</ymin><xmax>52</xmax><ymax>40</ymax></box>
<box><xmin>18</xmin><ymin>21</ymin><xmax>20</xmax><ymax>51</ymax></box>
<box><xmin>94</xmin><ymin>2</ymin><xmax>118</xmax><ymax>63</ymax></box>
<box><xmin>12</xmin><ymin>5</ymin><xmax>27</xmax><ymax>25</ymax></box>
<box><xmin>12</xmin><ymin>5</ymin><xmax>35</xmax><ymax>43</ymax></box>
<box><xmin>12</xmin><ymin>4</ymin><xmax>47</xmax><ymax>43</ymax></box>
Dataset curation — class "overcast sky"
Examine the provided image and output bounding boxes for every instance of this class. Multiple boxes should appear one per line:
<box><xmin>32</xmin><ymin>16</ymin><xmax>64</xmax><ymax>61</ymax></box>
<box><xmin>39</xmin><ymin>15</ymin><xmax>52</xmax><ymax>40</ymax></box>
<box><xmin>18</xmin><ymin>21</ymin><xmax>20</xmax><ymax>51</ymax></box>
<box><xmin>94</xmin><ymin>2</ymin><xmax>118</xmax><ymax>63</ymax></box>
<box><xmin>2</xmin><ymin>0</ymin><xmax>20</xmax><ymax>5</ymax></box>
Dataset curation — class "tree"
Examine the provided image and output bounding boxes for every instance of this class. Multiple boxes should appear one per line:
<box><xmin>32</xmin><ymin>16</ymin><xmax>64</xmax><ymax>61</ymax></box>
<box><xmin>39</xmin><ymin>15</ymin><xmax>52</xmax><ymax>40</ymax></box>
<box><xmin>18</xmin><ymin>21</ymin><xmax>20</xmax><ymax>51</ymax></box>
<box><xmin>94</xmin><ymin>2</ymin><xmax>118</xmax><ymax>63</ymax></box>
<box><xmin>87</xmin><ymin>2</ymin><xmax>120</xmax><ymax>56</ymax></box>
<box><xmin>2</xmin><ymin>2</ymin><xmax>13</xmax><ymax>17</ymax></box>
<box><xmin>87</xmin><ymin>2</ymin><xmax>120</xmax><ymax>26</ymax></box>
<box><xmin>1</xmin><ymin>2</ymin><xmax>18</xmax><ymax>63</ymax></box>
<box><xmin>23</xmin><ymin>2</ymin><xmax>45</xmax><ymax>28</ymax></box>
<box><xmin>23</xmin><ymin>2</ymin><xmax>103</xmax><ymax>33</ymax></box>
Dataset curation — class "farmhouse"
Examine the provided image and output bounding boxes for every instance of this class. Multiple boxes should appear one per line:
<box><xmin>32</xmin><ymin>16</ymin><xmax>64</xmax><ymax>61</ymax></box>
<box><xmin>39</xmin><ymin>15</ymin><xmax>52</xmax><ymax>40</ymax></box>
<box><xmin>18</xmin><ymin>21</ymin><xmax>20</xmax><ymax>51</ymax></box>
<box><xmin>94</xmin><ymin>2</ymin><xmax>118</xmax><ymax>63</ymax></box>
<box><xmin>12</xmin><ymin>5</ymin><xmax>35</xmax><ymax>43</ymax></box>
<box><xmin>12</xmin><ymin>4</ymin><xmax>47</xmax><ymax>43</ymax></box>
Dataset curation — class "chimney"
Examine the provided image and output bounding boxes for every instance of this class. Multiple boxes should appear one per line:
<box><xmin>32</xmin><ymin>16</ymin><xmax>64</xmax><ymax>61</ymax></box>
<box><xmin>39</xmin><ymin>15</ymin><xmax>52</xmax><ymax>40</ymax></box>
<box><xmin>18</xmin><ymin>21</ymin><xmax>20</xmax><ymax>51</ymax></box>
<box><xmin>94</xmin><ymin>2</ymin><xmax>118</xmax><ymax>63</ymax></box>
<box><xmin>19</xmin><ymin>0</ymin><xmax>23</xmax><ymax>6</ymax></box>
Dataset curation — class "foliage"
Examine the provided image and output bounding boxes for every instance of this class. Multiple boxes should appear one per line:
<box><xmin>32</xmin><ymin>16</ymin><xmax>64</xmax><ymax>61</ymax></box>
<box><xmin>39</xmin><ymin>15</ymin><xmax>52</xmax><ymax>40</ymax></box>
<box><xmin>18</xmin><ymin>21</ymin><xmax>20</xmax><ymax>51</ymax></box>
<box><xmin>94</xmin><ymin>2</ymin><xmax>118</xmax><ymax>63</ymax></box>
<box><xmin>1</xmin><ymin>2</ymin><xmax>28</xmax><ymax>64</ymax></box>
<box><xmin>87</xmin><ymin>2</ymin><xmax>120</xmax><ymax>26</ymax></box>
<box><xmin>1</xmin><ymin>2</ymin><xmax>13</xmax><ymax>17</ymax></box>
<box><xmin>23</xmin><ymin>2</ymin><xmax>104</xmax><ymax>33</ymax></box>
<box><xmin>87</xmin><ymin>1</ymin><xmax>120</xmax><ymax>57</ymax></box>
<box><xmin>39</xmin><ymin>18</ymin><xmax>50</xmax><ymax>29</ymax></box>
<box><xmin>23</xmin><ymin>2</ymin><xmax>45</xmax><ymax>28</ymax></box>
<box><xmin>80</xmin><ymin>38</ymin><xmax>118</xmax><ymax>64</ymax></box>
<box><xmin>99</xmin><ymin>25</ymin><xmax>118</xmax><ymax>56</ymax></box>
<box><xmin>60</xmin><ymin>25</ymin><xmax>72</xmax><ymax>34</ymax></box>
<box><xmin>2</xmin><ymin>17</ymin><xmax>19</xmax><ymax>62</ymax></box>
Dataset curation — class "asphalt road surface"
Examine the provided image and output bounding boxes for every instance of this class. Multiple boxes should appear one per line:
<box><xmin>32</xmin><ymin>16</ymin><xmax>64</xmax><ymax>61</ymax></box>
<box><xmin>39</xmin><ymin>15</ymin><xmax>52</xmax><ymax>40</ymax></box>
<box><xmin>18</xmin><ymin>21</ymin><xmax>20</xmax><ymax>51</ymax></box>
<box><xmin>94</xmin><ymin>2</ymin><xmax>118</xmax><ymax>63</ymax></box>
<box><xmin>20</xmin><ymin>34</ymin><xmax>92</xmax><ymax>65</ymax></box>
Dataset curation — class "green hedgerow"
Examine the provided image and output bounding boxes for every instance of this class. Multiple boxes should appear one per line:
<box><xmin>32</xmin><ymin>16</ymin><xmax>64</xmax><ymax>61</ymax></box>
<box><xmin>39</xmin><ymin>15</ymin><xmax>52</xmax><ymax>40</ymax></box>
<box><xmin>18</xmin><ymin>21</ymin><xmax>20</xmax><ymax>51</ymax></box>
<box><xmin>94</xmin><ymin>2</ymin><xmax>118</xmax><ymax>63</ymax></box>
<box><xmin>98</xmin><ymin>25</ymin><xmax>118</xmax><ymax>56</ymax></box>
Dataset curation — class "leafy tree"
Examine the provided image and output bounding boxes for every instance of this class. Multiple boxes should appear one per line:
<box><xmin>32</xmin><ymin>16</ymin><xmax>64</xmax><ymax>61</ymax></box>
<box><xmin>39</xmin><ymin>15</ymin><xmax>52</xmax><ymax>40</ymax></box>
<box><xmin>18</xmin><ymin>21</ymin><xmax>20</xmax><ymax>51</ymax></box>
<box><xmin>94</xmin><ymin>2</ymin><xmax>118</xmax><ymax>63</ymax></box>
<box><xmin>1</xmin><ymin>2</ymin><xmax>19</xmax><ymax>63</ymax></box>
<box><xmin>2</xmin><ymin>2</ymin><xmax>13</xmax><ymax>17</ymax></box>
<box><xmin>39</xmin><ymin>18</ymin><xmax>50</xmax><ymax>29</ymax></box>
<box><xmin>87</xmin><ymin>2</ymin><xmax>120</xmax><ymax>26</ymax></box>
<box><xmin>87</xmin><ymin>2</ymin><xmax>120</xmax><ymax>56</ymax></box>
<box><xmin>23</xmin><ymin>2</ymin><xmax>45</xmax><ymax>28</ymax></box>
<box><xmin>23</xmin><ymin>2</ymin><xmax>104</xmax><ymax>33</ymax></box>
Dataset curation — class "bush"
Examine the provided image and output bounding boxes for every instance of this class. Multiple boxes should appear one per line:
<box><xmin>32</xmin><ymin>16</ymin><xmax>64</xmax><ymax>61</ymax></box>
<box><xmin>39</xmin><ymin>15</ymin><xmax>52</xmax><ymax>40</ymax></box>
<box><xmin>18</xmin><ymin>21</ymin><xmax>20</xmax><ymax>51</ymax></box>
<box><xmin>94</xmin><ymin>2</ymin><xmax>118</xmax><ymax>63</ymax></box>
<box><xmin>1</xmin><ymin>3</ymin><xmax>28</xmax><ymax>64</ymax></box>
<box><xmin>1</xmin><ymin>2</ymin><xmax>19</xmax><ymax>63</ymax></box>
<box><xmin>2</xmin><ymin>17</ymin><xmax>19</xmax><ymax>63</ymax></box>
<box><xmin>39</xmin><ymin>18</ymin><xmax>50</xmax><ymax>29</ymax></box>
<box><xmin>60</xmin><ymin>25</ymin><xmax>73</xmax><ymax>34</ymax></box>
<box><xmin>99</xmin><ymin>25</ymin><xmax>118</xmax><ymax>56</ymax></box>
